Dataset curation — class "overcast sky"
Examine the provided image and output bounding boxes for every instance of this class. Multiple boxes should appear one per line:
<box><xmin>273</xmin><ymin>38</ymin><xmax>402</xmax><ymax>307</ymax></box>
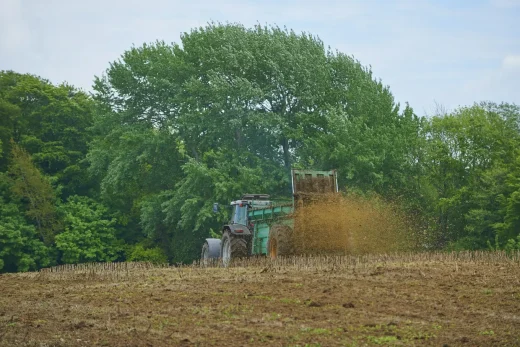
<box><xmin>1</xmin><ymin>0</ymin><xmax>519</xmax><ymax>115</ymax></box>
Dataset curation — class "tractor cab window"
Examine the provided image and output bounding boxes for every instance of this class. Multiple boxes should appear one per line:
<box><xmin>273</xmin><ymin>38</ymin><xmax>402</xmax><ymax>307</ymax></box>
<box><xmin>231</xmin><ymin>203</ymin><xmax>248</xmax><ymax>225</ymax></box>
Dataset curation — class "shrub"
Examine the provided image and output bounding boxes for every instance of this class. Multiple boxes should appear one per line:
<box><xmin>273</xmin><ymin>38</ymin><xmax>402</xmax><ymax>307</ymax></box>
<box><xmin>127</xmin><ymin>245</ymin><xmax>168</xmax><ymax>264</ymax></box>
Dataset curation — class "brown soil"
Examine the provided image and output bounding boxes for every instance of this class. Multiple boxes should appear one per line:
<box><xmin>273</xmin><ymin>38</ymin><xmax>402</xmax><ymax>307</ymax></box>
<box><xmin>1</xmin><ymin>252</ymin><xmax>519</xmax><ymax>346</ymax></box>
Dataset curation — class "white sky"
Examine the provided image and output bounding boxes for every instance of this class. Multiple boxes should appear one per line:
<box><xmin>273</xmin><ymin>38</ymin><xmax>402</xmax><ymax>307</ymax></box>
<box><xmin>1</xmin><ymin>0</ymin><xmax>519</xmax><ymax>116</ymax></box>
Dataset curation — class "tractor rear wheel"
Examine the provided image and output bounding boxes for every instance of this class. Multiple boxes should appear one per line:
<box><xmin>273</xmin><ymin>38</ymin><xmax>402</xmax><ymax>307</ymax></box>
<box><xmin>268</xmin><ymin>225</ymin><xmax>293</xmax><ymax>259</ymax></box>
<box><xmin>221</xmin><ymin>230</ymin><xmax>248</xmax><ymax>267</ymax></box>
<box><xmin>201</xmin><ymin>238</ymin><xmax>221</xmax><ymax>267</ymax></box>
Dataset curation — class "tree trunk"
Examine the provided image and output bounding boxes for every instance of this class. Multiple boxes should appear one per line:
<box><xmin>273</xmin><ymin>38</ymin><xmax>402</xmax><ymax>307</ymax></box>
<box><xmin>190</xmin><ymin>146</ymin><xmax>200</xmax><ymax>162</ymax></box>
<box><xmin>282</xmin><ymin>137</ymin><xmax>290</xmax><ymax>169</ymax></box>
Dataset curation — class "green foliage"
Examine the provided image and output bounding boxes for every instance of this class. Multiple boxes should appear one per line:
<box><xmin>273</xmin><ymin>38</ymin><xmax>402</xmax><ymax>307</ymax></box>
<box><xmin>126</xmin><ymin>244</ymin><xmax>168</xmax><ymax>264</ymax></box>
<box><xmin>423</xmin><ymin>103</ymin><xmax>520</xmax><ymax>248</ymax></box>
<box><xmin>90</xmin><ymin>22</ymin><xmax>414</xmax><ymax>262</ymax></box>
<box><xmin>1</xmin><ymin>24</ymin><xmax>520</xmax><ymax>271</ymax></box>
<box><xmin>0</xmin><ymin>71</ymin><xmax>95</xmax><ymax>198</ymax></box>
<box><xmin>55</xmin><ymin>196</ymin><xmax>121</xmax><ymax>264</ymax></box>
<box><xmin>0</xmin><ymin>197</ymin><xmax>52</xmax><ymax>272</ymax></box>
<box><xmin>504</xmin><ymin>235</ymin><xmax>520</xmax><ymax>252</ymax></box>
<box><xmin>300</xmin><ymin>104</ymin><xmax>423</xmax><ymax>198</ymax></box>
<box><xmin>8</xmin><ymin>142</ymin><xmax>58</xmax><ymax>244</ymax></box>
<box><xmin>0</xmin><ymin>71</ymin><xmax>104</xmax><ymax>272</ymax></box>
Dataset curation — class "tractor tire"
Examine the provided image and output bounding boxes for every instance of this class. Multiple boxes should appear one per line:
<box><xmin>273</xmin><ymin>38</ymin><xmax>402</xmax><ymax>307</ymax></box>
<box><xmin>268</xmin><ymin>225</ymin><xmax>294</xmax><ymax>259</ymax></box>
<box><xmin>201</xmin><ymin>238</ymin><xmax>221</xmax><ymax>267</ymax></box>
<box><xmin>221</xmin><ymin>230</ymin><xmax>248</xmax><ymax>267</ymax></box>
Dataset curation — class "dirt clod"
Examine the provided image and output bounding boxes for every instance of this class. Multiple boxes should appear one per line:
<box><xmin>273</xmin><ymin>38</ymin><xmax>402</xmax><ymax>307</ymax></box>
<box><xmin>307</xmin><ymin>301</ymin><xmax>323</xmax><ymax>307</ymax></box>
<box><xmin>460</xmin><ymin>336</ymin><xmax>470</xmax><ymax>343</ymax></box>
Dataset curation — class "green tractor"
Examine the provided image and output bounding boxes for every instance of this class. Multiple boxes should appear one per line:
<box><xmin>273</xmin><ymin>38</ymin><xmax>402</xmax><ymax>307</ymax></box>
<box><xmin>201</xmin><ymin>169</ymin><xmax>338</xmax><ymax>266</ymax></box>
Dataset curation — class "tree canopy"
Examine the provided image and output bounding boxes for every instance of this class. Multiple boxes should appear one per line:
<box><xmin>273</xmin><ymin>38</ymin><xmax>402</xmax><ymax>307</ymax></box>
<box><xmin>1</xmin><ymin>22</ymin><xmax>519</xmax><ymax>272</ymax></box>
<box><xmin>89</xmin><ymin>23</ymin><xmax>423</xmax><ymax>261</ymax></box>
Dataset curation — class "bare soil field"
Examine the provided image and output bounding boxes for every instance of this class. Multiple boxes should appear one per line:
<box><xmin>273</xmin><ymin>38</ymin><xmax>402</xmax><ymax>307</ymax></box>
<box><xmin>1</xmin><ymin>252</ymin><xmax>519</xmax><ymax>346</ymax></box>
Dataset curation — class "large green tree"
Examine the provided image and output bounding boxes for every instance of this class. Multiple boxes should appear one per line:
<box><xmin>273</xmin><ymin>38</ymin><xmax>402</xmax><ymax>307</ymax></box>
<box><xmin>422</xmin><ymin>103</ymin><xmax>520</xmax><ymax>248</ymax></box>
<box><xmin>0</xmin><ymin>71</ymin><xmax>95</xmax><ymax>198</ymax></box>
<box><xmin>8</xmin><ymin>143</ymin><xmax>58</xmax><ymax>244</ymax></box>
<box><xmin>0</xmin><ymin>197</ymin><xmax>52</xmax><ymax>272</ymax></box>
<box><xmin>1</xmin><ymin>24</ymin><xmax>518</xmax><ymax>272</ymax></box>
<box><xmin>0</xmin><ymin>71</ymin><xmax>101</xmax><ymax>272</ymax></box>
<box><xmin>91</xmin><ymin>23</ymin><xmax>421</xmax><ymax>262</ymax></box>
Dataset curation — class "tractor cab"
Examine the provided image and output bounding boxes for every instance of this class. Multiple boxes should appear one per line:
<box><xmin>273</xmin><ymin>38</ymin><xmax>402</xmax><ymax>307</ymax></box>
<box><xmin>229</xmin><ymin>194</ymin><xmax>271</xmax><ymax>225</ymax></box>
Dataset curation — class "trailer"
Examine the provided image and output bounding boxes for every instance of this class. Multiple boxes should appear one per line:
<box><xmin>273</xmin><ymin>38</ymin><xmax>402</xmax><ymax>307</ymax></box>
<box><xmin>201</xmin><ymin>169</ymin><xmax>338</xmax><ymax>266</ymax></box>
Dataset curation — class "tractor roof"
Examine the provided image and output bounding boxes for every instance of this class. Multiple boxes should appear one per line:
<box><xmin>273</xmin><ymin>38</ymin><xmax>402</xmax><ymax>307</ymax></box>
<box><xmin>241</xmin><ymin>194</ymin><xmax>270</xmax><ymax>200</ymax></box>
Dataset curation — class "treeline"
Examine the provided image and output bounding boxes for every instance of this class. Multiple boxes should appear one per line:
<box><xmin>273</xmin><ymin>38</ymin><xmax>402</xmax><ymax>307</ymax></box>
<box><xmin>1</xmin><ymin>23</ymin><xmax>519</xmax><ymax>272</ymax></box>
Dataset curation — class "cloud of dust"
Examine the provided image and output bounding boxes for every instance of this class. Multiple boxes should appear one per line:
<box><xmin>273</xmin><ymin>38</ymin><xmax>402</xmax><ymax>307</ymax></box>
<box><xmin>292</xmin><ymin>193</ymin><xmax>417</xmax><ymax>255</ymax></box>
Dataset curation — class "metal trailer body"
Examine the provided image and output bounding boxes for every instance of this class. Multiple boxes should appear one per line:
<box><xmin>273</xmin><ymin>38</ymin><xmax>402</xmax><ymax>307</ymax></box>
<box><xmin>248</xmin><ymin>203</ymin><xmax>293</xmax><ymax>255</ymax></box>
<box><xmin>248</xmin><ymin>169</ymin><xmax>338</xmax><ymax>256</ymax></box>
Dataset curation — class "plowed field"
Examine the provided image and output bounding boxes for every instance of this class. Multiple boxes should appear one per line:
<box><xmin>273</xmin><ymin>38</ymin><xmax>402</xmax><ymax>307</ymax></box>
<box><xmin>1</xmin><ymin>252</ymin><xmax>519</xmax><ymax>346</ymax></box>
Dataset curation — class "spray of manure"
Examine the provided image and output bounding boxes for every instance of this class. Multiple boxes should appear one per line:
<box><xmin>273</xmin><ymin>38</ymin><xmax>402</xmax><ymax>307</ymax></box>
<box><xmin>291</xmin><ymin>193</ymin><xmax>418</xmax><ymax>255</ymax></box>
